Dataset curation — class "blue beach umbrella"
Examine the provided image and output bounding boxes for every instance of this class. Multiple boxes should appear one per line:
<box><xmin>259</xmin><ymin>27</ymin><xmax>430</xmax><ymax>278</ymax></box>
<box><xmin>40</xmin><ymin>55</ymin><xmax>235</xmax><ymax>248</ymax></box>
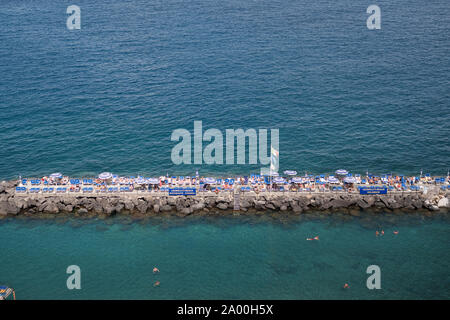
<box><xmin>335</xmin><ymin>169</ymin><xmax>349</xmax><ymax>176</ymax></box>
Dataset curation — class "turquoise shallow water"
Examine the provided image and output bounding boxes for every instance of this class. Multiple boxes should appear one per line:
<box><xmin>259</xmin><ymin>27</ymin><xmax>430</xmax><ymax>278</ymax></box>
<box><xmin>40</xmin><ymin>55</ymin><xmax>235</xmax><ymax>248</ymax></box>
<box><xmin>0</xmin><ymin>213</ymin><xmax>449</xmax><ymax>299</ymax></box>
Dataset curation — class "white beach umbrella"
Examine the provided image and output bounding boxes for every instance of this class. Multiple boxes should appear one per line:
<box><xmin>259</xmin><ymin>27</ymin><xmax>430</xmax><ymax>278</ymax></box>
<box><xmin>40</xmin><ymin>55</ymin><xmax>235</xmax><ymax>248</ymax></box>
<box><xmin>291</xmin><ymin>177</ymin><xmax>303</xmax><ymax>184</ymax></box>
<box><xmin>204</xmin><ymin>177</ymin><xmax>217</xmax><ymax>184</ymax></box>
<box><xmin>147</xmin><ymin>178</ymin><xmax>160</xmax><ymax>185</ymax></box>
<box><xmin>135</xmin><ymin>177</ymin><xmax>146</xmax><ymax>184</ymax></box>
<box><xmin>343</xmin><ymin>176</ymin><xmax>357</xmax><ymax>184</ymax></box>
<box><xmin>50</xmin><ymin>173</ymin><xmax>63</xmax><ymax>179</ymax></box>
<box><xmin>273</xmin><ymin>177</ymin><xmax>286</xmax><ymax>184</ymax></box>
<box><xmin>98</xmin><ymin>172</ymin><xmax>113</xmax><ymax>180</ymax></box>
<box><xmin>328</xmin><ymin>176</ymin><xmax>340</xmax><ymax>183</ymax></box>
<box><xmin>335</xmin><ymin>169</ymin><xmax>349</xmax><ymax>176</ymax></box>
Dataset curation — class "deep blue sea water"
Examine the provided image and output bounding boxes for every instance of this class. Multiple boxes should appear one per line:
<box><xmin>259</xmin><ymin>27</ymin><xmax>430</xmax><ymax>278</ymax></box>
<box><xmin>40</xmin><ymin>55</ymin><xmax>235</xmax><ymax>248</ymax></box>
<box><xmin>0</xmin><ymin>0</ymin><xmax>449</xmax><ymax>179</ymax></box>
<box><xmin>0</xmin><ymin>0</ymin><xmax>449</xmax><ymax>299</ymax></box>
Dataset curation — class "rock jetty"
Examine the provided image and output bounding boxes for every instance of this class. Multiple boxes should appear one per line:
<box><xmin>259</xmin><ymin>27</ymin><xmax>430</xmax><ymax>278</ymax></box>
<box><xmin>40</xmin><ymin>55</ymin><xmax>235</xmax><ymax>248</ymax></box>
<box><xmin>0</xmin><ymin>180</ymin><xmax>448</xmax><ymax>217</ymax></box>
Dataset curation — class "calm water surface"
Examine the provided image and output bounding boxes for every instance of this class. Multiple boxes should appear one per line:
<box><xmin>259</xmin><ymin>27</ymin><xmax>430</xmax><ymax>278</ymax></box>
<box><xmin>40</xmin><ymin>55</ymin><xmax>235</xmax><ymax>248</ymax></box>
<box><xmin>0</xmin><ymin>0</ymin><xmax>449</xmax><ymax>179</ymax></box>
<box><xmin>0</xmin><ymin>213</ymin><xmax>448</xmax><ymax>299</ymax></box>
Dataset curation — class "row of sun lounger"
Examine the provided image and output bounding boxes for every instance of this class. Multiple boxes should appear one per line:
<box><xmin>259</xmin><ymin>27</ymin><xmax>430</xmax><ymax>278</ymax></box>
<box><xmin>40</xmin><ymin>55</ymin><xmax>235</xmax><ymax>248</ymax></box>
<box><xmin>23</xmin><ymin>179</ymin><xmax>95</xmax><ymax>186</ymax></box>
<box><xmin>15</xmin><ymin>184</ymin><xmax>450</xmax><ymax>194</ymax></box>
<box><xmin>22</xmin><ymin>179</ymin><xmax>449</xmax><ymax>187</ymax></box>
<box><xmin>16</xmin><ymin>187</ymin><xmax>135</xmax><ymax>193</ymax></box>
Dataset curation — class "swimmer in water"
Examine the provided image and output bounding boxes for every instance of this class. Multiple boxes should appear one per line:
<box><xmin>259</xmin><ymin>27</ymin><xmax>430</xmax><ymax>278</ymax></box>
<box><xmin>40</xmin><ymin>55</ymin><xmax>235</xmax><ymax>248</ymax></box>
<box><xmin>393</xmin><ymin>231</ymin><xmax>399</xmax><ymax>235</ymax></box>
<box><xmin>344</xmin><ymin>283</ymin><xmax>349</xmax><ymax>289</ymax></box>
<box><xmin>381</xmin><ymin>230</ymin><xmax>384</xmax><ymax>235</ymax></box>
<box><xmin>153</xmin><ymin>267</ymin><xmax>159</xmax><ymax>273</ymax></box>
<box><xmin>376</xmin><ymin>231</ymin><xmax>379</xmax><ymax>236</ymax></box>
<box><xmin>306</xmin><ymin>236</ymin><xmax>319</xmax><ymax>241</ymax></box>
<box><xmin>154</xmin><ymin>281</ymin><xmax>160</xmax><ymax>287</ymax></box>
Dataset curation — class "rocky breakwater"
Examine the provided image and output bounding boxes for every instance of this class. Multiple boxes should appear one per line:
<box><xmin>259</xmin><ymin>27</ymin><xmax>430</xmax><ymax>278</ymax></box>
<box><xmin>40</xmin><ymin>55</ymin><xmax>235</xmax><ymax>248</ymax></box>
<box><xmin>0</xmin><ymin>180</ymin><xmax>449</xmax><ymax>217</ymax></box>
